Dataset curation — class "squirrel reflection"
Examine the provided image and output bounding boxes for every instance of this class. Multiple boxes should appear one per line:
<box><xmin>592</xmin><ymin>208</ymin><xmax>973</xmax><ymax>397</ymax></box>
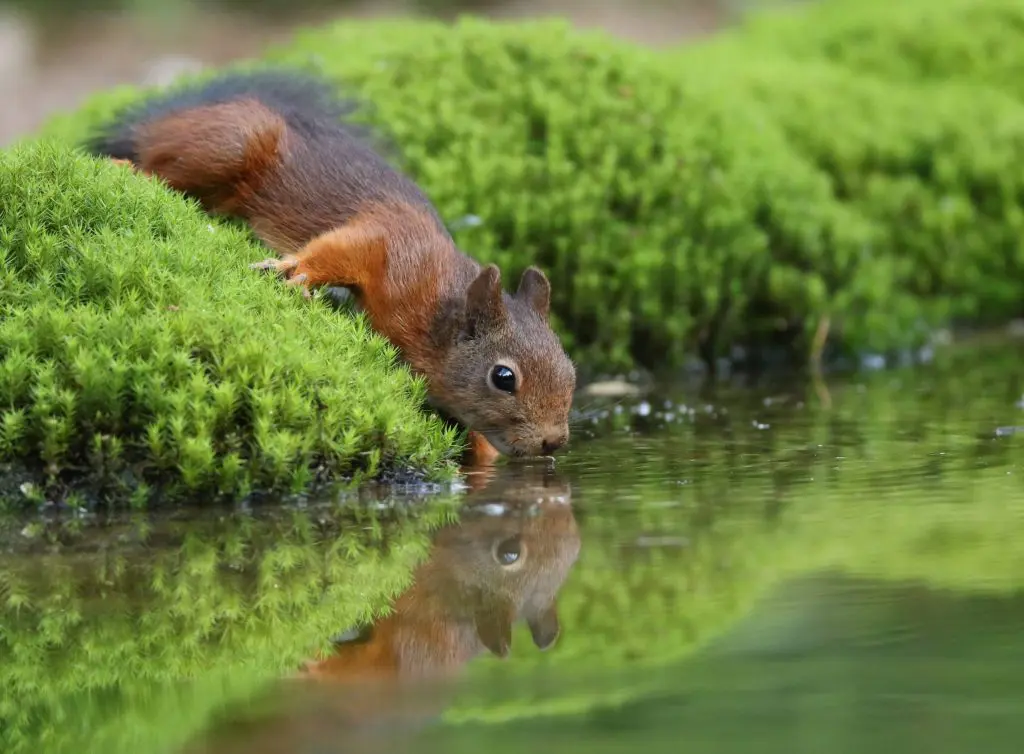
<box><xmin>302</xmin><ymin>471</ymin><xmax>577</xmax><ymax>680</ymax></box>
<box><xmin>184</xmin><ymin>464</ymin><xmax>579</xmax><ymax>754</ymax></box>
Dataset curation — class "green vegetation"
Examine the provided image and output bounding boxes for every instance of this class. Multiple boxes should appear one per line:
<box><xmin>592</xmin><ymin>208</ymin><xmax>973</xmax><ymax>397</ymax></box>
<box><xmin>18</xmin><ymin>0</ymin><xmax>1024</xmax><ymax>501</ymax></box>
<box><xmin>0</xmin><ymin>498</ymin><xmax>459</xmax><ymax>754</ymax></box>
<box><xmin>0</xmin><ymin>141</ymin><xmax>460</xmax><ymax>509</ymax></box>
<box><xmin>37</xmin><ymin>0</ymin><xmax>1024</xmax><ymax>374</ymax></box>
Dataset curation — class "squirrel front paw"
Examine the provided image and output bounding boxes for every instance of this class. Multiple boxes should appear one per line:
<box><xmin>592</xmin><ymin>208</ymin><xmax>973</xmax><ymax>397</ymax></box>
<box><xmin>465</xmin><ymin>431</ymin><xmax>501</xmax><ymax>467</ymax></box>
<box><xmin>251</xmin><ymin>255</ymin><xmax>315</xmax><ymax>299</ymax></box>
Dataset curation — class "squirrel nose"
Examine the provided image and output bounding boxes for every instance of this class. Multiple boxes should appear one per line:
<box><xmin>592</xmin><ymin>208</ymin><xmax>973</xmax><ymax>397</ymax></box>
<box><xmin>541</xmin><ymin>432</ymin><xmax>568</xmax><ymax>455</ymax></box>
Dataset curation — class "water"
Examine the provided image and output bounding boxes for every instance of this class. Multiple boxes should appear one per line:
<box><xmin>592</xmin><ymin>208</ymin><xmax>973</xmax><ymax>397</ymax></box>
<box><xmin>2</xmin><ymin>339</ymin><xmax>1023</xmax><ymax>753</ymax></box>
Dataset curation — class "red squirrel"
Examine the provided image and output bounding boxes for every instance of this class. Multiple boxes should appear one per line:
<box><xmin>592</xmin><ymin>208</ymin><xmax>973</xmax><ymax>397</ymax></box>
<box><xmin>180</xmin><ymin>470</ymin><xmax>580</xmax><ymax>753</ymax></box>
<box><xmin>84</xmin><ymin>69</ymin><xmax>577</xmax><ymax>465</ymax></box>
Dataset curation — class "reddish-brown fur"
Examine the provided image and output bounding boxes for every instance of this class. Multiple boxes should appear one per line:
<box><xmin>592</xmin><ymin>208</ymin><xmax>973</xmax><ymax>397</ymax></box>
<box><xmin>132</xmin><ymin>100</ymin><xmax>287</xmax><ymax>216</ymax></box>
<box><xmin>89</xmin><ymin>70</ymin><xmax>576</xmax><ymax>464</ymax></box>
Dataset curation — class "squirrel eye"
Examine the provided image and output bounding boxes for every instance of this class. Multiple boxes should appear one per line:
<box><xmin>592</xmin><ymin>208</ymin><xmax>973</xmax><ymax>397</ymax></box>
<box><xmin>489</xmin><ymin>364</ymin><xmax>517</xmax><ymax>394</ymax></box>
<box><xmin>493</xmin><ymin>537</ymin><xmax>521</xmax><ymax>566</ymax></box>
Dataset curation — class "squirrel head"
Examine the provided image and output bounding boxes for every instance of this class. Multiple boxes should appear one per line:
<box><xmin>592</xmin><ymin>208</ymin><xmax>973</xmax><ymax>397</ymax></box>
<box><xmin>435</xmin><ymin>264</ymin><xmax>577</xmax><ymax>458</ymax></box>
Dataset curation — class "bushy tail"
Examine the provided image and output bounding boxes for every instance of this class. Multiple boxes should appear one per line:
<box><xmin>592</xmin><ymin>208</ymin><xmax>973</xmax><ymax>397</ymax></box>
<box><xmin>83</xmin><ymin>68</ymin><xmax>352</xmax><ymax>215</ymax></box>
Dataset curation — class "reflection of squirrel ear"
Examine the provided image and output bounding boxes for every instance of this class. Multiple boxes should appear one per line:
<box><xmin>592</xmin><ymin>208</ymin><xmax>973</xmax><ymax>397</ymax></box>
<box><xmin>464</xmin><ymin>264</ymin><xmax>506</xmax><ymax>335</ymax></box>
<box><xmin>527</xmin><ymin>602</ymin><xmax>561</xmax><ymax>651</ymax></box>
<box><xmin>474</xmin><ymin>597</ymin><xmax>514</xmax><ymax>659</ymax></box>
<box><xmin>515</xmin><ymin>266</ymin><xmax>551</xmax><ymax>320</ymax></box>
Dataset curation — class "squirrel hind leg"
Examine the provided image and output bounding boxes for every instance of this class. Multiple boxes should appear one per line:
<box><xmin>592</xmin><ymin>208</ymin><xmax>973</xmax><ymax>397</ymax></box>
<box><xmin>129</xmin><ymin>99</ymin><xmax>287</xmax><ymax>214</ymax></box>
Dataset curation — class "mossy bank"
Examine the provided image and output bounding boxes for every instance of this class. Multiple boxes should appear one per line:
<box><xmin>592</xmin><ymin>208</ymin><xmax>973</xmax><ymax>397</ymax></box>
<box><xmin>0</xmin><ymin>142</ymin><xmax>461</xmax><ymax>509</ymax></box>
<box><xmin>37</xmin><ymin>0</ymin><xmax>1024</xmax><ymax>376</ymax></box>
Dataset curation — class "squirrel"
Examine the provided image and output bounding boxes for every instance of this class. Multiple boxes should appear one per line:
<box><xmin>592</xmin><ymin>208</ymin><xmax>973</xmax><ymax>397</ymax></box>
<box><xmin>83</xmin><ymin>68</ymin><xmax>577</xmax><ymax>464</ymax></box>
<box><xmin>179</xmin><ymin>468</ymin><xmax>580</xmax><ymax>753</ymax></box>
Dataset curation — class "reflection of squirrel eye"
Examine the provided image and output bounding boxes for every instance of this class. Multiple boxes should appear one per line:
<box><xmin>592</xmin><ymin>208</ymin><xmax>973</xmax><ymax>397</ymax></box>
<box><xmin>493</xmin><ymin>537</ymin><xmax>521</xmax><ymax>566</ymax></box>
<box><xmin>489</xmin><ymin>365</ymin><xmax>517</xmax><ymax>394</ymax></box>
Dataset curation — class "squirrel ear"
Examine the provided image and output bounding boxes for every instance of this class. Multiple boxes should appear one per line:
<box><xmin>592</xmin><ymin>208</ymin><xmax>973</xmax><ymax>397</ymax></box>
<box><xmin>515</xmin><ymin>266</ymin><xmax>551</xmax><ymax>320</ymax></box>
<box><xmin>465</xmin><ymin>264</ymin><xmax>506</xmax><ymax>333</ymax></box>
<box><xmin>474</xmin><ymin>599</ymin><xmax>513</xmax><ymax>659</ymax></box>
<box><xmin>526</xmin><ymin>602</ymin><xmax>560</xmax><ymax>651</ymax></box>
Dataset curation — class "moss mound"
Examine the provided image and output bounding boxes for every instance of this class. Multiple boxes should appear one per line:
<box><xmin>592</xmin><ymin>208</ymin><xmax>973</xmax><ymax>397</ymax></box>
<box><xmin>267</xmin><ymin>9</ymin><xmax>1024</xmax><ymax>368</ymax></box>
<box><xmin>677</xmin><ymin>55</ymin><xmax>1024</xmax><ymax>329</ymax></box>
<box><xmin>36</xmin><ymin>0</ymin><xmax>1024</xmax><ymax>374</ymax></box>
<box><xmin>0</xmin><ymin>498</ymin><xmax>458</xmax><ymax>754</ymax></box>
<box><xmin>0</xmin><ymin>141</ymin><xmax>460</xmax><ymax>508</ymax></box>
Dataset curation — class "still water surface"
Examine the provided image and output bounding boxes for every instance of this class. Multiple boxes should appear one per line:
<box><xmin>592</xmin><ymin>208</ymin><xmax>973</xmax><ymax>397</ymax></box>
<box><xmin>2</xmin><ymin>342</ymin><xmax>1022</xmax><ymax>753</ymax></box>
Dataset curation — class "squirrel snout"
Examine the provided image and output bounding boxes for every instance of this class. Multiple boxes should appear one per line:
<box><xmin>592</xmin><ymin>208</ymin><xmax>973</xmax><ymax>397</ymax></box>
<box><xmin>540</xmin><ymin>431</ymin><xmax>569</xmax><ymax>455</ymax></box>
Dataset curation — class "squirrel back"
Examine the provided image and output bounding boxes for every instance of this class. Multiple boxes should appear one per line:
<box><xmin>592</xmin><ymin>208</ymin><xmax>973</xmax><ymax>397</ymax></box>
<box><xmin>86</xmin><ymin>70</ymin><xmax>442</xmax><ymax>250</ymax></box>
<box><xmin>86</xmin><ymin>69</ymin><xmax>577</xmax><ymax>461</ymax></box>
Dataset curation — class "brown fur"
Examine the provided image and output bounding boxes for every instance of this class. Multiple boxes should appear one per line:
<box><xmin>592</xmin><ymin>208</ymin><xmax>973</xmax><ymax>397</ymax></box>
<box><xmin>131</xmin><ymin>100</ymin><xmax>287</xmax><ymax>216</ymax></box>
<box><xmin>88</xmin><ymin>71</ymin><xmax>577</xmax><ymax>461</ymax></box>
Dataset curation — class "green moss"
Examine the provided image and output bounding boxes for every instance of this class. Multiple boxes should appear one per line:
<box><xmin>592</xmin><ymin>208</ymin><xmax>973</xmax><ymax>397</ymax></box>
<box><xmin>676</xmin><ymin>54</ymin><xmax>1024</xmax><ymax>330</ymax></box>
<box><xmin>36</xmin><ymin>2</ymin><xmax>1024</xmax><ymax>374</ymax></box>
<box><xmin>0</xmin><ymin>141</ymin><xmax>461</xmax><ymax>509</ymax></box>
<box><xmin>0</xmin><ymin>498</ymin><xmax>459</xmax><ymax>754</ymax></box>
